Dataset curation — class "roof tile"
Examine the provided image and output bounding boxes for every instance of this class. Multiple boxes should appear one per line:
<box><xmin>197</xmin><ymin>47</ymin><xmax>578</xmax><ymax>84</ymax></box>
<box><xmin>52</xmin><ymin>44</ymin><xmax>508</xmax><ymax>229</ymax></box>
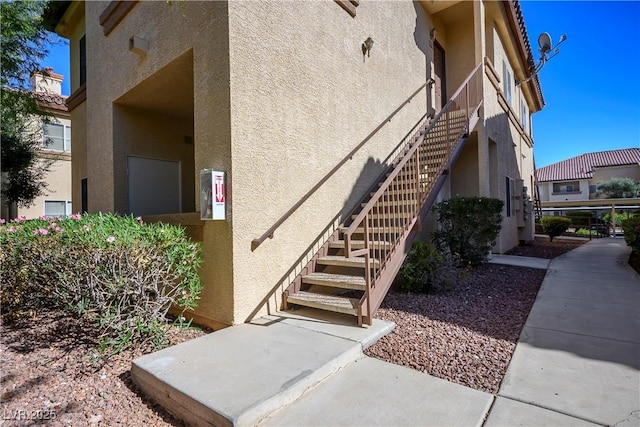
<box><xmin>537</xmin><ymin>148</ymin><xmax>640</xmax><ymax>182</ymax></box>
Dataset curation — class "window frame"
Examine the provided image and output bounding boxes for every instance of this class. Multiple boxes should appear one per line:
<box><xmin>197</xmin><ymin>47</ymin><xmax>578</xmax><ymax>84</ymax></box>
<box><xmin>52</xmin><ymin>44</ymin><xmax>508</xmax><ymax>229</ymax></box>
<box><xmin>43</xmin><ymin>123</ymin><xmax>71</xmax><ymax>152</ymax></box>
<box><xmin>44</xmin><ymin>200</ymin><xmax>72</xmax><ymax>218</ymax></box>
<box><xmin>502</xmin><ymin>60</ymin><xmax>512</xmax><ymax>105</ymax></box>
<box><xmin>505</xmin><ymin>176</ymin><xmax>515</xmax><ymax>217</ymax></box>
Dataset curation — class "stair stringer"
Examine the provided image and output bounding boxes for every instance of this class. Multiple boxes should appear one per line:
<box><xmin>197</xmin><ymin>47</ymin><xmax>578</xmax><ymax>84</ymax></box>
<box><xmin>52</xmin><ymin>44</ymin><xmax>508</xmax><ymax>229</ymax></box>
<box><xmin>359</xmin><ymin>128</ymin><xmax>477</xmax><ymax>324</ymax></box>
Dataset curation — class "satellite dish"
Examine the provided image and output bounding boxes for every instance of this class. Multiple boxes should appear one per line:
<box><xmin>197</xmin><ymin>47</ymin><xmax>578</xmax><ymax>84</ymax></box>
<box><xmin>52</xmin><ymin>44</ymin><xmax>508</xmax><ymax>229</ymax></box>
<box><xmin>538</xmin><ymin>32</ymin><xmax>552</xmax><ymax>55</ymax></box>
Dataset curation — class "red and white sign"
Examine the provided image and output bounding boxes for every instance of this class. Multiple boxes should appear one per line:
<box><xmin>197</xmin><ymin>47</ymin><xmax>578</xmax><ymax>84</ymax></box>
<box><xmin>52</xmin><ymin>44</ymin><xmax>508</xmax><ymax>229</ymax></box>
<box><xmin>212</xmin><ymin>171</ymin><xmax>226</xmax><ymax>220</ymax></box>
<box><xmin>215</xmin><ymin>175</ymin><xmax>225</xmax><ymax>203</ymax></box>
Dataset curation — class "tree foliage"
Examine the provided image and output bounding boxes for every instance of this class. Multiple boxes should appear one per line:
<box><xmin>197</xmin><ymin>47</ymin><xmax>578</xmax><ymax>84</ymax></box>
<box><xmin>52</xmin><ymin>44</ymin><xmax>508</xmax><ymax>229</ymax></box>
<box><xmin>1</xmin><ymin>0</ymin><xmax>54</xmax><ymax>208</ymax></box>
<box><xmin>596</xmin><ymin>177</ymin><xmax>639</xmax><ymax>199</ymax></box>
<box><xmin>432</xmin><ymin>197</ymin><xmax>504</xmax><ymax>266</ymax></box>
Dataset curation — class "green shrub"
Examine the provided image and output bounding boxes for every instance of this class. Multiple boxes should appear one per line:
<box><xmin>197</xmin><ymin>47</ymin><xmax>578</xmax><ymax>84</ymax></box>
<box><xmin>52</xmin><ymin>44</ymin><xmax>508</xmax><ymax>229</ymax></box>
<box><xmin>432</xmin><ymin>197</ymin><xmax>504</xmax><ymax>266</ymax></box>
<box><xmin>603</xmin><ymin>211</ymin><xmax>634</xmax><ymax>225</ymax></box>
<box><xmin>540</xmin><ymin>217</ymin><xmax>571</xmax><ymax>242</ymax></box>
<box><xmin>0</xmin><ymin>213</ymin><xmax>203</xmax><ymax>356</ymax></box>
<box><xmin>621</xmin><ymin>216</ymin><xmax>640</xmax><ymax>254</ymax></box>
<box><xmin>399</xmin><ymin>241</ymin><xmax>457</xmax><ymax>293</ymax></box>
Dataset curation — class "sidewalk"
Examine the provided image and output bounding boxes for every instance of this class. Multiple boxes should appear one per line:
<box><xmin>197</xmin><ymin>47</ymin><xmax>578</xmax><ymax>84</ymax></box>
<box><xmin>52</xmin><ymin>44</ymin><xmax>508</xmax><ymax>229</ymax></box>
<box><xmin>495</xmin><ymin>238</ymin><xmax>640</xmax><ymax>427</ymax></box>
<box><xmin>132</xmin><ymin>238</ymin><xmax>639</xmax><ymax>426</ymax></box>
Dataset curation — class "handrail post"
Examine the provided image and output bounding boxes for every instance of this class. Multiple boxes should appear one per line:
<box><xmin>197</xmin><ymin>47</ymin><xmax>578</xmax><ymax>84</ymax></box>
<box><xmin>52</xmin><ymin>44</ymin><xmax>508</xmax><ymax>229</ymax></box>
<box><xmin>465</xmin><ymin>83</ymin><xmax>470</xmax><ymax>131</ymax></box>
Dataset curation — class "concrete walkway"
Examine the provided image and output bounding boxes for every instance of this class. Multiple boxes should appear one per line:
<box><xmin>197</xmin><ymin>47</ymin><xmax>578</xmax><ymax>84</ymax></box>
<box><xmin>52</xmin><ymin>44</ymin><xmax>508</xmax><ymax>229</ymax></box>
<box><xmin>132</xmin><ymin>238</ymin><xmax>639</xmax><ymax>426</ymax></box>
<box><xmin>495</xmin><ymin>238</ymin><xmax>640</xmax><ymax>427</ymax></box>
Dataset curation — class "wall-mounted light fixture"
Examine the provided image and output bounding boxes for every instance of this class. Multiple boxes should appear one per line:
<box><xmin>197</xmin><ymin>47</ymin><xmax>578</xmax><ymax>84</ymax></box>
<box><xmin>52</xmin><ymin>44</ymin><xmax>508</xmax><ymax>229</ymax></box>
<box><xmin>129</xmin><ymin>35</ymin><xmax>148</xmax><ymax>57</ymax></box>
<box><xmin>430</xmin><ymin>28</ymin><xmax>437</xmax><ymax>41</ymax></box>
<box><xmin>362</xmin><ymin>37</ymin><xmax>374</xmax><ymax>58</ymax></box>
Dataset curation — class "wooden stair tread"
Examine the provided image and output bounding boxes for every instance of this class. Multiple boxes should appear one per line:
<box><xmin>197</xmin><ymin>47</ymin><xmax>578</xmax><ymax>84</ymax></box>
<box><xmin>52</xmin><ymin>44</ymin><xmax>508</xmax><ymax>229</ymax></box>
<box><xmin>340</xmin><ymin>225</ymin><xmax>406</xmax><ymax>234</ymax></box>
<box><xmin>286</xmin><ymin>291</ymin><xmax>359</xmax><ymax>315</ymax></box>
<box><xmin>329</xmin><ymin>240</ymin><xmax>392</xmax><ymax>249</ymax></box>
<box><xmin>317</xmin><ymin>255</ymin><xmax>380</xmax><ymax>267</ymax></box>
<box><xmin>302</xmin><ymin>272</ymin><xmax>366</xmax><ymax>290</ymax></box>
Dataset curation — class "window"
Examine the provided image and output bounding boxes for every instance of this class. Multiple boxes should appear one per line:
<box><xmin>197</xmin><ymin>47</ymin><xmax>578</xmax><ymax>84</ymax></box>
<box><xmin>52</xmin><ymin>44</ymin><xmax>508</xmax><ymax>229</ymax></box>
<box><xmin>44</xmin><ymin>200</ymin><xmax>72</xmax><ymax>218</ymax></box>
<box><xmin>43</xmin><ymin>123</ymin><xmax>71</xmax><ymax>152</ymax></box>
<box><xmin>552</xmin><ymin>181</ymin><xmax>580</xmax><ymax>194</ymax></box>
<box><xmin>81</xmin><ymin>178</ymin><xmax>88</xmax><ymax>213</ymax></box>
<box><xmin>505</xmin><ymin>176</ymin><xmax>515</xmax><ymax>217</ymax></box>
<box><xmin>520</xmin><ymin>99</ymin><xmax>528</xmax><ymax>132</ymax></box>
<box><xmin>502</xmin><ymin>60</ymin><xmax>512</xmax><ymax>104</ymax></box>
<box><xmin>79</xmin><ymin>35</ymin><xmax>86</xmax><ymax>86</ymax></box>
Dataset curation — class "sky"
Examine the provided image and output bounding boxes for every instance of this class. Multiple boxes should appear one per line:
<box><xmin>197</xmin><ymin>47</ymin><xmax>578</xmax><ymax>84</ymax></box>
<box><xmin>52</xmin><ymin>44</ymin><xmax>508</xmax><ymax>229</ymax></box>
<box><xmin>41</xmin><ymin>1</ymin><xmax>640</xmax><ymax>169</ymax></box>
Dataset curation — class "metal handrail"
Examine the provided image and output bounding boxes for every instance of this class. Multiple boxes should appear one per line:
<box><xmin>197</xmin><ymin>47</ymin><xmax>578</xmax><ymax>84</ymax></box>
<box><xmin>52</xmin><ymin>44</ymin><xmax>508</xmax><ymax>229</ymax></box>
<box><xmin>345</xmin><ymin>62</ymin><xmax>483</xmax><ymax>244</ymax></box>
<box><xmin>251</xmin><ymin>82</ymin><xmax>429</xmax><ymax>251</ymax></box>
<box><xmin>345</xmin><ymin>63</ymin><xmax>484</xmax><ymax>323</ymax></box>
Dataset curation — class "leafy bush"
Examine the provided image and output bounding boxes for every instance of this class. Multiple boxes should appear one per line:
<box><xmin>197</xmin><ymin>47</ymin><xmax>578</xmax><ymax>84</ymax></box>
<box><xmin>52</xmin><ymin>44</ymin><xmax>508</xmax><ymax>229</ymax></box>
<box><xmin>540</xmin><ymin>217</ymin><xmax>571</xmax><ymax>242</ymax></box>
<box><xmin>621</xmin><ymin>216</ymin><xmax>640</xmax><ymax>254</ymax></box>
<box><xmin>399</xmin><ymin>241</ymin><xmax>457</xmax><ymax>293</ymax></box>
<box><xmin>603</xmin><ymin>211</ymin><xmax>634</xmax><ymax>225</ymax></box>
<box><xmin>432</xmin><ymin>197</ymin><xmax>503</xmax><ymax>266</ymax></box>
<box><xmin>0</xmin><ymin>213</ymin><xmax>202</xmax><ymax>356</ymax></box>
<box><xmin>597</xmin><ymin>177</ymin><xmax>639</xmax><ymax>198</ymax></box>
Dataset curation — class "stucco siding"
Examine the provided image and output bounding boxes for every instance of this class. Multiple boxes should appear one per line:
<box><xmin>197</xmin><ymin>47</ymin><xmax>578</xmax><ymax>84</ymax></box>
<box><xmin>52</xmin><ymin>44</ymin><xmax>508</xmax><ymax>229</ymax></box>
<box><xmin>227</xmin><ymin>0</ymin><xmax>432</xmax><ymax>322</ymax></box>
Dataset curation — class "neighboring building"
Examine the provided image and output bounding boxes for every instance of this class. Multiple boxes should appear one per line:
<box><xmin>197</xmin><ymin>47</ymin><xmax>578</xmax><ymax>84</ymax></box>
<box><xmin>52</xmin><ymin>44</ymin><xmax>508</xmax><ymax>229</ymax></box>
<box><xmin>0</xmin><ymin>68</ymin><xmax>72</xmax><ymax>220</ymax></box>
<box><xmin>45</xmin><ymin>0</ymin><xmax>544</xmax><ymax>329</ymax></box>
<box><xmin>537</xmin><ymin>148</ymin><xmax>640</xmax><ymax>203</ymax></box>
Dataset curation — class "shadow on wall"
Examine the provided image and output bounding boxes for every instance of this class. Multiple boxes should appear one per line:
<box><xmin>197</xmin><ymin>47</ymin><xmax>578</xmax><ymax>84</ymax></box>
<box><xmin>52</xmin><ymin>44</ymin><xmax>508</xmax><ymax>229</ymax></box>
<box><xmin>412</xmin><ymin>1</ymin><xmax>433</xmax><ymax>115</ymax></box>
<box><xmin>243</xmin><ymin>156</ymin><xmax>389</xmax><ymax>323</ymax></box>
<box><xmin>339</xmin><ymin>157</ymin><xmax>387</xmax><ymax>224</ymax></box>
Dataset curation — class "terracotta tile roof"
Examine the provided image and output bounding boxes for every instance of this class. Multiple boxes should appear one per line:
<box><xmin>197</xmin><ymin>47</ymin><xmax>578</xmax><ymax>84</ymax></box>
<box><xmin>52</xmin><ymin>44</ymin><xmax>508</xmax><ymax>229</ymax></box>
<box><xmin>34</xmin><ymin>91</ymin><xmax>68</xmax><ymax>112</ymax></box>
<box><xmin>537</xmin><ymin>148</ymin><xmax>640</xmax><ymax>182</ymax></box>
<box><xmin>511</xmin><ymin>0</ymin><xmax>545</xmax><ymax>108</ymax></box>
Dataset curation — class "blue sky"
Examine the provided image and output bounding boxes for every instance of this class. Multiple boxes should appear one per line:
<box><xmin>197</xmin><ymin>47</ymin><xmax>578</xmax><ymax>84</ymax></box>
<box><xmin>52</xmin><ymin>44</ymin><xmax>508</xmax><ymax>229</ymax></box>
<box><xmin>42</xmin><ymin>1</ymin><xmax>640</xmax><ymax>168</ymax></box>
<box><xmin>519</xmin><ymin>1</ymin><xmax>640</xmax><ymax>167</ymax></box>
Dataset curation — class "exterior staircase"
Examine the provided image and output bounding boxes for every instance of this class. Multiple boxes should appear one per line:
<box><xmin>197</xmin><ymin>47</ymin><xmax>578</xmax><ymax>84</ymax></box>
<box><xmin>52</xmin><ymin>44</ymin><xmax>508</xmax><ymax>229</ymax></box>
<box><xmin>285</xmin><ymin>64</ymin><xmax>483</xmax><ymax>325</ymax></box>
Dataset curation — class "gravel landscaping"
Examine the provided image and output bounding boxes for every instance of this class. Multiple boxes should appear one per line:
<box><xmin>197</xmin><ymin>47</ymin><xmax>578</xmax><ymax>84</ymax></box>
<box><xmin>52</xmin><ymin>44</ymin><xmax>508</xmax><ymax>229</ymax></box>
<box><xmin>365</xmin><ymin>236</ymin><xmax>586</xmax><ymax>395</ymax></box>
<box><xmin>1</xmin><ymin>237</ymin><xmax>584</xmax><ymax>424</ymax></box>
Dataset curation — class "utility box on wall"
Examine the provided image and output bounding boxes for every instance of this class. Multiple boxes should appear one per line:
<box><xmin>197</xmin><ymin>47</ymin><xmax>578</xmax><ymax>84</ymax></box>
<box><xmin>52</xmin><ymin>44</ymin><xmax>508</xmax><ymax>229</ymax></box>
<box><xmin>200</xmin><ymin>170</ymin><xmax>225</xmax><ymax>220</ymax></box>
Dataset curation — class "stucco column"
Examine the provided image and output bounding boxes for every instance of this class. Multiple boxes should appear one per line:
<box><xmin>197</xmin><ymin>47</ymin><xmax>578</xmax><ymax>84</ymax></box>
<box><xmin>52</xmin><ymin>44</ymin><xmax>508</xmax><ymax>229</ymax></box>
<box><xmin>473</xmin><ymin>0</ymin><xmax>486</xmax><ymax>66</ymax></box>
<box><xmin>477</xmin><ymin>122</ymin><xmax>491</xmax><ymax>196</ymax></box>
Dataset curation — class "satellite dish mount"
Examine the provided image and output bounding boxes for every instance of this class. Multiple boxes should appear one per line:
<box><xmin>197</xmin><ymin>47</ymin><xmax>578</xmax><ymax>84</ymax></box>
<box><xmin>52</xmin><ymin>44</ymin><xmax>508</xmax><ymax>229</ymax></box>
<box><xmin>516</xmin><ymin>32</ymin><xmax>567</xmax><ymax>86</ymax></box>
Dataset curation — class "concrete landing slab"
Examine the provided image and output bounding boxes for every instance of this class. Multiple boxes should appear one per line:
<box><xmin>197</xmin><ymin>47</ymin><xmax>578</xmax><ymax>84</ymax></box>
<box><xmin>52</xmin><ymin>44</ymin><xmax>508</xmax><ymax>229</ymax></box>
<box><xmin>132</xmin><ymin>319</ymin><xmax>388</xmax><ymax>427</ymax></box>
<box><xmin>261</xmin><ymin>357</ymin><xmax>493</xmax><ymax>427</ymax></box>
<box><xmin>484</xmin><ymin>397</ymin><xmax>601</xmax><ymax>427</ymax></box>
<box><xmin>253</xmin><ymin>308</ymin><xmax>395</xmax><ymax>349</ymax></box>
<box><xmin>499</xmin><ymin>327</ymin><xmax>640</xmax><ymax>426</ymax></box>
<box><xmin>489</xmin><ymin>255</ymin><xmax>550</xmax><ymax>270</ymax></box>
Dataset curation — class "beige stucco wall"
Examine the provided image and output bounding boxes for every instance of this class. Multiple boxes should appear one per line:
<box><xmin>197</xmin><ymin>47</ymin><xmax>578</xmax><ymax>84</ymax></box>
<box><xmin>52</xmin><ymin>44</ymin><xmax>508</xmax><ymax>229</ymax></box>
<box><xmin>227</xmin><ymin>0</ymin><xmax>433</xmax><ymax>323</ymax></box>
<box><xmin>17</xmin><ymin>156</ymin><xmax>72</xmax><ymax>219</ymax></box>
<box><xmin>15</xmin><ymin>113</ymin><xmax>72</xmax><ymax>220</ymax></box>
<box><xmin>80</xmin><ymin>1</ymin><xmax>233</xmax><ymax>328</ymax></box>
<box><xmin>66</xmin><ymin>0</ymin><xmax>543</xmax><ymax>327</ymax></box>
<box><xmin>478</xmin><ymin>9</ymin><xmax>537</xmax><ymax>252</ymax></box>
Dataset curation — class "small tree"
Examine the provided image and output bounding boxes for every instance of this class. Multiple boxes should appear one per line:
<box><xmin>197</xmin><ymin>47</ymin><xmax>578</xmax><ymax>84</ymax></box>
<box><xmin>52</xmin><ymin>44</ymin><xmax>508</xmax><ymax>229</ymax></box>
<box><xmin>540</xmin><ymin>217</ymin><xmax>571</xmax><ymax>242</ymax></box>
<box><xmin>597</xmin><ymin>178</ymin><xmax>640</xmax><ymax>199</ymax></box>
<box><xmin>1</xmin><ymin>0</ymin><xmax>55</xmax><ymax>208</ymax></box>
<box><xmin>432</xmin><ymin>197</ymin><xmax>503</xmax><ymax>266</ymax></box>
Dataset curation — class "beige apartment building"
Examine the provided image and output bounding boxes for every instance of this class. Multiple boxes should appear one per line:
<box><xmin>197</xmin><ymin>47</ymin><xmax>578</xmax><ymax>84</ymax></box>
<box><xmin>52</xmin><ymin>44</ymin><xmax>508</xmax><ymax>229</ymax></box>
<box><xmin>46</xmin><ymin>0</ymin><xmax>544</xmax><ymax>329</ymax></box>
<box><xmin>537</xmin><ymin>148</ymin><xmax>640</xmax><ymax>204</ymax></box>
<box><xmin>1</xmin><ymin>69</ymin><xmax>72</xmax><ymax>220</ymax></box>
